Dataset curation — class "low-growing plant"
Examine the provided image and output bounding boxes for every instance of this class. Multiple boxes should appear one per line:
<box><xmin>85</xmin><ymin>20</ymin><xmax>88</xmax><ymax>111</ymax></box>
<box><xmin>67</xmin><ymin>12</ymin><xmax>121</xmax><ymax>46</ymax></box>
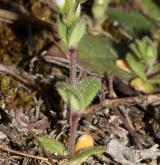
<box><xmin>117</xmin><ymin>36</ymin><xmax>160</xmax><ymax>93</ymax></box>
<box><xmin>92</xmin><ymin>0</ymin><xmax>111</xmax><ymax>28</ymax></box>
<box><xmin>39</xmin><ymin>0</ymin><xmax>105</xmax><ymax>164</ymax></box>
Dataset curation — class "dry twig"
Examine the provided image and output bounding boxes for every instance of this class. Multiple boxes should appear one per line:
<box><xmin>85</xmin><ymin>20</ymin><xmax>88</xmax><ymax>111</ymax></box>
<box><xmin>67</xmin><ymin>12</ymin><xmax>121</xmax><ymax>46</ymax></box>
<box><xmin>0</xmin><ymin>64</ymin><xmax>34</xmax><ymax>88</ymax></box>
<box><xmin>107</xmin><ymin>74</ymin><xmax>143</xmax><ymax>149</ymax></box>
<box><xmin>7</xmin><ymin>97</ymin><xmax>54</xmax><ymax>165</ymax></box>
<box><xmin>0</xmin><ymin>8</ymin><xmax>54</xmax><ymax>32</ymax></box>
<box><xmin>41</xmin><ymin>53</ymin><xmax>99</xmax><ymax>76</ymax></box>
<box><xmin>85</xmin><ymin>94</ymin><xmax>160</xmax><ymax>115</ymax></box>
<box><xmin>0</xmin><ymin>144</ymin><xmax>48</xmax><ymax>162</ymax></box>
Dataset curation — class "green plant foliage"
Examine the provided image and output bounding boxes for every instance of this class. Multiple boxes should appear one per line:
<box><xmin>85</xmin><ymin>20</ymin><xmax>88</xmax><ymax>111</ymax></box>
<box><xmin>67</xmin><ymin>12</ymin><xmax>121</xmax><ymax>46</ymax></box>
<box><xmin>148</xmin><ymin>77</ymin><xmax>160</xmax><ymax>84</ymax></box>
<box><xmin>130</xmin><ymin>40</ymin><xmax>146</xmax><ymax>60</ymax></box>
<box><xmin>56</xmin><ymin>82</ymin><xmax>83</xmax><ymax>111</ymax></box>
<box><xmin>56</xmin><ymin>0</ymin><xmax>84</xmax><ymax>46</ymax></box>
<box><xmin>57</xmin><ymin>17</ymin><xmax>68</xmax><ymax>46</ymax></box>
<box><xmin>70</xmin><ymin>147</ymin><xmax>105</xmax><ymax>165</ymax></box>
<box><xmin>123</xmin><ymin>37</ymin><xmax>160</xmax><ymax>93</ymax></box>
<box><xmin>53</xmin><ymin>0</ymin><xmax>76</xmax><ymax>15</ymax></box>
<box><xmin>107</xmin><ymin>7</ymin><xmax>155</xmax><ymax>37</ymax></box>
<box><xmin>58</xmin><ymin>147</ymin><xmax>105</xmax><ymax>165</ymax></box>
<box><xmin>0</xmin><ymin>74</ymin><xmax>37</xmax><ymax>111</ymax></box>
<box><xmin>77</xmin><ymin>34</ymin><xmax>132</xmax><ymax>78</ymax></box>
<box><xmin>15</xmin><ymin>89</ymin><xmax>36</xmax><ymax>110</ymax></box>
<box><xmin>62</xmin><ymin>3</ymin><xmax>81</xmax><ymax>26</ymax></box>
<box><xmin>130</xmin><ymin>37</ymin><xmax>157</xmax><ymax>66</ymax></box>
<box><xmin>80</xmin><ymin>0</ymin><xmax>88</xmax><ymax>4</ymax></box>
<box><xmin>139</xmin><ymin>0</ymin><xmax>160</xmax><ymax>21</ymax></box>
<box><xmin>56</xmin><ymin>77</ymin><xmax>101</xmax><ymax>111</ymax></box>
<box><xmin>130</xmin><ymin>78</ymin><xmax>156</xmax><ymax>94</ymax></box>
<box><xmin>92</xmin><ymin>0</ymin><xmax>111</xmax><ymax>19</ymax></box>
<box><xmin>126</xmin><ymin>53</ymin><xmax>146</xmax><ymax>81</ymax></box>
<box><xmin>69</xmin><ymin>19</ymin><xmax>86</xmax><ymax>47</ymax></box>
<box><xmin>79</xmin><ymin>77</ymin><xmax>101</xmax><ymax>109</ymax></box>
<box><xmin>39</xmin><ymin>136</ymin><xmax>66</xmax><ymax>154</ymax></box>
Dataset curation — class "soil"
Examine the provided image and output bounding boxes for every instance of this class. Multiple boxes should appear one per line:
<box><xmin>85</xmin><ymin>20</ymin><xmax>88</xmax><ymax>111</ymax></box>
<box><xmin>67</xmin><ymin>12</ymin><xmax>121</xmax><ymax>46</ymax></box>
<box><xmin>0</xmin><ymin>1</ymin><xmax>160</xmax><ymax>165</ymax></box>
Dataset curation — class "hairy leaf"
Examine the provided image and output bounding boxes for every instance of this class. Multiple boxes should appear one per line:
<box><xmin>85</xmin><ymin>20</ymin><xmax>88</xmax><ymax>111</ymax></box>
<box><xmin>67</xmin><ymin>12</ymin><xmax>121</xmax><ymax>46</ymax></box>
<box><xmin>130</xmin><ymin>37</ymin><xmax>157</xmax><ymax>66</ymax></box>
<box><xmin>71</xmin><ymin>147</ymin><xmax>105</xmax><ymax>165</ymax></box>
<box><xmin>126</xmin><ymin>53</ymin><xmax>146</xmax><ymax>80</ymax></box>
<box><xmin>56</xmin><ymin>82</ymin><xmax>83</xmax><ymax>111</ymax></box>
<box><xmin>39</xmin><ymin>136</ymin><xmax>66</xmax><ymax>154</ymax></box>
<box><xmin>78</xmin><ymin>34</ymin><xmax>131</xmax><ymax>78</ymax></box>
<box><xmin>69</xmin><ymin>19</ymin><xmax>86</xmax><ymax>47</ymax></box>
<box><xmin>130</xmin><ymin>39</ymin><xmax>146</xmax><ymax>60</ymax></box>
<box><xmin>145</xmin><ymin>44</ymin><xmax>157</xmax><ymax>66</ymax></box>
<box><xmin>57</xmin><ymin>17</ymin><xmax>68</xmax><ymax>46</ymax></box>
<box><xmin>78</xmin><ymin>77</ymin><xmax>101</xmax><ymax>109</ymax></box>
<box><xmin>107</xmin><ymin>7</ymin><xmax>155</xmax><ymax>37</ymax></box>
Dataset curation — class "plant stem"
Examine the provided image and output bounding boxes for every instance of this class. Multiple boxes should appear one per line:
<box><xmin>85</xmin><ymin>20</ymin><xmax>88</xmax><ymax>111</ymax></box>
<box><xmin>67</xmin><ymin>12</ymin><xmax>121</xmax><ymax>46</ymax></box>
<box><xmin>68</xmin><ymin>46</ymin><xmax>79</xmax><ymax>158</ymax></box>
<box><xmin>69</xmin><ymin>47</ymin><xmax>77</xmax><ymax>86</ymax></box>
<box><xmin>67</xmin><ymin>112</ymin><xmax>80</xmax><ymax>159</ymax></box>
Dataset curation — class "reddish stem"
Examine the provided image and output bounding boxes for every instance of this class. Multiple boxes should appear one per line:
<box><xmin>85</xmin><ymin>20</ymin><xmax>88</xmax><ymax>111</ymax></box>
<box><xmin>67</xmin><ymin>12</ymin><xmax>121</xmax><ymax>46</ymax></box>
<box><xmin>67</xmin><ymin>112</ymin><xmax>80</xmax><ymax>158</ymax></box>
<box><xmin>69</xmin><ymin>47</ymin><xmax>77</xmax><ymax>86</ymax></box>
<box><xmin>68</xmin><ymin>47</ymin><xmax>79</xmax><ymax>158</ymax></box>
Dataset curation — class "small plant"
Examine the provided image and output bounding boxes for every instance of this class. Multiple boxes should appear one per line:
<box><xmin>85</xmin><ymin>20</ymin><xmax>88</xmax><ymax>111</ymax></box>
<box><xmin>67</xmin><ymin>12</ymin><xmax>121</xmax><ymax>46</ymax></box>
<box><xmin>92</xmin><ymin>0</ymin><xmax>111</xmax><ymax>28</ymax></box>
<box><xmin>40</xmin><ymin>134</ymin><xmax>105</xmax><ymax>165</ymax></box>
<box><xmin>56</xmin><ymin>76</ymin><xmax>101</xmax><ymax>158</ymax></box>
<box><xmin>39</xmin><ymin>0</ymin><xmax>105</xmax><ymax>164</ymax></box>
<box><xmin>117</xmin><ymin>36</ymin><xmax>160</xmax><ymax>93</ymax></box>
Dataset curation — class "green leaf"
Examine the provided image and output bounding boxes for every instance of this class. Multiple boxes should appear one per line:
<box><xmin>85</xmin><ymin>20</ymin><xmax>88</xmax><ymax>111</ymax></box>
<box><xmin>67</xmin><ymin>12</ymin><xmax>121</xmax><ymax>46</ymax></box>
<box><xmin>57</xmin><ymin>17</ymin><xmax>68</xmax><ymax>46</ymax></box>
<box><xmin>141</xmin><ymin>37</ymin><xmax>157</xmax><ymax>65</ymax></box>
<box><xmin>56</xmin><ymin>77</ymin><xmax>100</xmax><ymax>111</ymax></box>
<box><xmin>146</xmin><ymin>46</ymin><xmax>157</xmax><ymax>66</ymax></box>
<box><xmin>92</xmin><ymin>5</ymin><xmax>106</xmax><ymax>19</ymax></box>
<box><xmin>92</xmin><ymin>0</ymin><xmax>111</xmax><ymax>19</ymax></box>
<box><xmin>130</xmin><ymin>37</ymin><xmax>157</xmax><ymax>66</ymax></box>
<box><xmin>70</xmin><ymin>147</ymin><xmax>105</xmax><ymax>165</ymax></box>
<box><xmin>107</xmin><ymin>7</ymin><xmax>155</xmax><ymax>37</ymax></box>
<box><xmin>56</xmin><ymin>82</ymin><xmax>83</xmax><ymax>111</ymax></box>
<box><xmin>39</xmin><ymin>136</ymin><xmax>66</xmax><ymax>154</ymax></box>
<box><xmin>130</xmin><ymin>39</ymin><xmax>146</xmax><ymax>60</ymax></box>
<box><xmin>126</xmin><ymin>53</ymin><xmax>146</xmax><ymax>80</ymax></box>
<box><xmin>130</xmin><ymin>78</ymin><xmax>156</xmax><ymax>94</ymax></box>
<box><xmin>148</xmin><ymin>77</ymin><xmax>160</xmax><ymax>84</ymax></box>
<box><xmin>80</xmin><ymin>0</ymin><xmax>88</xmax><ymax>4</ymax></box>
<box><xmin>139</xmin><ymin>0</ymin><xmax>160</xmax><ymax>21</ymax></box>
<box><xmin>77</xmin><ymin>34</ymin><xmax>132</xmax><ymax>78</ymax></box>
<box><xmin>68</xmin><ymin>0</ymin><xmax>76</xmax><ymax>8</ymax></box>
<box><xmin>78</xmin><ymin>77</ymin><xmax>101</xmax><ymax>109</ymax></box>
<box><xmin>69</xmin><ymin>19</ymin><xmax>86</xmax><ymax>47</ymax></box>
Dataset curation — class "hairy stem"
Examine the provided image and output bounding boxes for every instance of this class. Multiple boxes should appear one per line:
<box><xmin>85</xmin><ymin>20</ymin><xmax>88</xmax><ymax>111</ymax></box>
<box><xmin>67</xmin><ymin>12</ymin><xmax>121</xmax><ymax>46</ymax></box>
<box><xmin>68</xmin><ymin>47</ymin><xmax>79</xmax><ymax>158</ymax></box>
<box><xmin>69</xmin><ymin>47</ymin><xmax>77</xmax><ymax>86</ymax></box>
<box><xmin>67</xmin><ymin>112</ymin><xmax>80</xmax><ymax>159</ymax></box>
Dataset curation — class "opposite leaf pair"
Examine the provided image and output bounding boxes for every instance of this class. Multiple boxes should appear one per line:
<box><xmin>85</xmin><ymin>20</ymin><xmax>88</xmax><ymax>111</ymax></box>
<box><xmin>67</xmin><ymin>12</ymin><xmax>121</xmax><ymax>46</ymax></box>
<box><xmin>117</xmin><ymin>36</ymin><xmax>160</xmax><ymax>93</ymax></box>
<box><xmin>55</xmin><ymin>0</ymin><xmax>87</xmax><ymax>48</ymax></box>
<box><xmin>126</xmin><ymin>36</ymin><xmax>157</xmax><ymax>81</ymax></box>
<box><xmin>58</xmin><ymin>18</ymin><xmax>86</xmax><ymax>47</ymax></box>
<box><xmin>56</xmin><ymin>77</ymin><xmax>101</xmax><ymax>112</ymax></box>
<box><xmin>40</xmin><ymin>134</ymin><xmax>105</xmax><ymax>165</ymax></box>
